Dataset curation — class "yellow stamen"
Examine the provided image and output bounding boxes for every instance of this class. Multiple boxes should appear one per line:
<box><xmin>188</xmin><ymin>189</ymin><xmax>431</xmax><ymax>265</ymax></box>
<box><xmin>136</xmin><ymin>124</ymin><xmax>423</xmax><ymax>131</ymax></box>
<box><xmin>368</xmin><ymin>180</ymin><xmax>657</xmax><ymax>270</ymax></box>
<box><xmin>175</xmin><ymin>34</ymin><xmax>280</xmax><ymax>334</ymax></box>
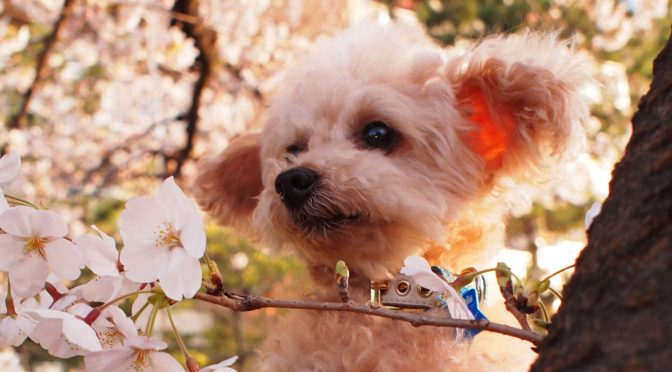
<box><xmin>132</xmin><ymin>350</ymin><xmax>150</xmax><ymax>370</ymax></box>
<box><xmin>155</xmin><ymin>223</ymin><xmax>181</xmax><ymax>249</ymax></box>
<box><xmin>24</xmin><ymin>237</ymin><xmax>47</xmax><ymax>257</ymax></box>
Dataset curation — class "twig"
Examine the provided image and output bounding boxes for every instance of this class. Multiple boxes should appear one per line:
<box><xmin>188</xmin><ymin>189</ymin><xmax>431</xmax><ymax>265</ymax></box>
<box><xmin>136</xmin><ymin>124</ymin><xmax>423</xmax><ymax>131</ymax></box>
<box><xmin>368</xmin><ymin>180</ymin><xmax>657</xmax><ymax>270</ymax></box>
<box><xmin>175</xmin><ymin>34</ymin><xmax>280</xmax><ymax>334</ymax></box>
<box><xmin>71</xmin><ymin>116</ymin><xmax>178</xmax><ymax>196</ymax></box>
<box><xmin>548</xmin><ymin>287</ymin><xmax>563</xmax><ymax>300</ymax></box>
<box><xmin>192</xmin><ymin>292</ymin><xmax>544</xmax><ymax>345</ymax></box>
<box><xmin>114</xmin><ymin>1</ymin><xmax>200</xmax><ymax>24</ymax></box>
<box><xmin>504</xmin><ymin>300</ymin><xmax>532</xmax><ymax>331</ymax></box>
<box><xmin>9</xmin><ymin>0</ymin><xmax>77</xmax><ymax>129</ymax></box>
<box><xmin>541</xmin><ymin>264</ymin><xmax>575</xmax><ymax>283</ymax></box>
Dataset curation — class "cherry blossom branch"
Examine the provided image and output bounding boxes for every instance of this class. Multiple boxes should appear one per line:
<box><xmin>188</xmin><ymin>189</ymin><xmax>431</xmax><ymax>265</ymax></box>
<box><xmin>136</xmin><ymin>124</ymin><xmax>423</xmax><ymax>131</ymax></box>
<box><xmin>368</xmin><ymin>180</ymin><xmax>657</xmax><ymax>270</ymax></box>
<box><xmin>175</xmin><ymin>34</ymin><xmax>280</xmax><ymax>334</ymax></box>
<box><xmin>9</xmin><ymin>0</ymin><xmax>77</xmax><ymax>129</ymax></box>
<box><xmin>192</xmin><ymin>292</ymin><xmax>545</xmax><ymax>345</ymax></box>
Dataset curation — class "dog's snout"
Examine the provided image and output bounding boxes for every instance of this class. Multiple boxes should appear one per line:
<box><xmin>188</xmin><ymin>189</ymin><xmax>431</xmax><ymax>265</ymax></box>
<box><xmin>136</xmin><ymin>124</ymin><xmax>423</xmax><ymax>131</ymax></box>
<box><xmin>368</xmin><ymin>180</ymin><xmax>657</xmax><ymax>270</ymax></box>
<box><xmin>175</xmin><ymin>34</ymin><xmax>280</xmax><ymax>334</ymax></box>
<box><xmin>275</xmin><ymin>167</ymin><xmax>319</xmax><ymax>208</ymax></box>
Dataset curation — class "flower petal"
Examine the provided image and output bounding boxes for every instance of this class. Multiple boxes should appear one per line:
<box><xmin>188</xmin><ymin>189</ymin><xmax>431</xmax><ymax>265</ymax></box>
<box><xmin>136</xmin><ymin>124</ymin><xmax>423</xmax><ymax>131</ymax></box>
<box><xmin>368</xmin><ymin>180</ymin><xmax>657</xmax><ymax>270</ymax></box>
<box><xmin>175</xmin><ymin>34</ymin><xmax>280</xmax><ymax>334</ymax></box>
<box><xmin>77</xmin><ymin>276</ymin><xmax>121</xmax><ymax>303</ymax></box>
<box><xmin>15</xmin><ymin>314</ymin><xmax>38</xmax><ymax>341</ymax></box>
<box><xmin>120</xmin><ymin>244</ymin><xmax>166</xmax><ymax>284</ymax></box>
<box><xmin>158</xmin><ymin>248</ymin><xmax>202</xmax><ymax>301</ymax></box>
<box><xmin>0</xmin><ymin>206</ymin><xmax>33</xmax><ymax>238</ymax></box>
<box><xmin>149</xmin><ymin>351</ymin><xmax>185</xmax><ymax>372</ymax></box>
<box><xmin>0</xmin><ymin>152</ymin><xmax>20</xmax><ymax>187</ymax></box>
<box><xmin>74</xmin><ymin>226</ymin><xmax>119</xmax><ymax>277</ymax></box>
<box><xmin>180</xmin><ymin>220</ymin><xmax>206</xmax><ymax>259</ymax></box>
<box><xmin>28</xmin><ymin>316</ymin><xmax>75</xmax><ymax>357</ymax></box>
<box><xmin>119</xmin><ymin>196</ymin><xmax>167</xmax><ymax>246</ymax></box>
<box><xmin>51</xmin><ymin>294</ymin><xmax>80</xmax><ymax>312</ymax></box>
<box><xmin>105</xmin><ymin>306</ymin><xmax>138</xmax><ymax>340</ymax></box>
<box><xmin>0</xmin><ymin>234</ymin><xmax>27</xmax><ymax>271</ymax></box>
<box><xmin>62</xmin><ymin>315</ymin><xmax>103</xmax><ymax>352</ymax></box>
<box><xmin>0</xmin><ymin>317</ymin><xmax>27</xmax><ymax>347</ymax></box>
<box><xmin>28</xmin><ymin>309</ymin><xmax>103</xmax><ymax>357</ymax></box>
<box><xmin>10</xmin><ymin>254</ymin><xmax>49</xmax><ymax>298</ymax></box>
<box><xmin>28</xmin><ymin>209</ymin><xmax>69</xmax><ymax>238</ymax></box>
<box><xmin>0</xmin><ymin>207</ymin><xmax>69</xmax><ymax>238</ymax></box>
<box><xmin>44</xmin><ymin>238</ymin><xmax>84</xmax><ymax>281</ymax></box>
<box><xmin>155</xmin><ymin>177</ymin><xmax>193</xmax><ymax>227</ymax></box>
<box><xmin>85</xmin><ymin>346</ymin><xmax>136</xmax><ymax>372</ymax></box>
<box><xmin>0</xmin><ymin>188</ymin><xmax>8</xmax><ymax>213</ymax></box>
<box><xmin>201</xmin><ymin>355</ymin><xmax>239</xmax><ymax>372</ymax></box>
<box><xmin>156</xmin><ymin>177</ymin><xmax>206</xmax><ymax>258</ymax></box>
<box><xmin>125</xmin><ymin>335</ymin><xmax>167</xmax><ymax>350</ymax></box>
<box><xmin>400</xmin><ymin>256</ymin><xmax>450</xmax><ymax>292</ymax></box>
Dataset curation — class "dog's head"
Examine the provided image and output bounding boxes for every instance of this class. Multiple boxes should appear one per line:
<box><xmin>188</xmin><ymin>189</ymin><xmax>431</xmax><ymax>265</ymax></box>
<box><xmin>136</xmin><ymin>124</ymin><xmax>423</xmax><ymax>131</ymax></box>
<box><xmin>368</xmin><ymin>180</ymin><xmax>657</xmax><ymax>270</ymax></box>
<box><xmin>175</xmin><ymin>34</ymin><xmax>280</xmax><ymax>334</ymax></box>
<box><xmin>195</xmin><ymin>23</ymin><xmax>590</xmax><ymax>282</ymax></box>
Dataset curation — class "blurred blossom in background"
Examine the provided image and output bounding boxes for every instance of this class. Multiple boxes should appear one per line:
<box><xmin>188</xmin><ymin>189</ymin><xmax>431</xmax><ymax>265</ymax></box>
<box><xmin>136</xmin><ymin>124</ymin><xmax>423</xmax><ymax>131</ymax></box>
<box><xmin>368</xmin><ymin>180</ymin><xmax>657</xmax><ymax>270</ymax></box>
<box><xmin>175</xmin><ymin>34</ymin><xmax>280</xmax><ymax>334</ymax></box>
<box><xmin>0</xmin><ymin>0</ymin><xmax>670</xmax><ymax>370</ymax></box>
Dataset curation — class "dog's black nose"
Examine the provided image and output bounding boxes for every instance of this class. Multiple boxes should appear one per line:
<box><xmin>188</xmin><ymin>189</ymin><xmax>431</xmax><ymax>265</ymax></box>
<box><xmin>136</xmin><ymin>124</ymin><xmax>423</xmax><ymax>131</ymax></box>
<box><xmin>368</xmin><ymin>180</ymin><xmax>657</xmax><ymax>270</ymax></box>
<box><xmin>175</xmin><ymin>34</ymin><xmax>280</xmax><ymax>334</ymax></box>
<box><xmin>275</xmin><ymin>167</ymin><xmax>319</xmax><ymax>208</ymax></box>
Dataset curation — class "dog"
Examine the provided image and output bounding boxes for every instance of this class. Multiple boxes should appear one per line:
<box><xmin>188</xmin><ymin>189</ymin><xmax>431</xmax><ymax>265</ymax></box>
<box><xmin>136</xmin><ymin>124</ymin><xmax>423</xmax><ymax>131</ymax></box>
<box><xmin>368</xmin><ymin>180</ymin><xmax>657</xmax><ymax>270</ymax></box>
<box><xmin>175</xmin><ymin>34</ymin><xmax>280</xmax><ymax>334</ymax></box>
<box><xmin>194</xmin><ymin>22</ymin><xmax>590</xmax><ymax>371</ymax></box>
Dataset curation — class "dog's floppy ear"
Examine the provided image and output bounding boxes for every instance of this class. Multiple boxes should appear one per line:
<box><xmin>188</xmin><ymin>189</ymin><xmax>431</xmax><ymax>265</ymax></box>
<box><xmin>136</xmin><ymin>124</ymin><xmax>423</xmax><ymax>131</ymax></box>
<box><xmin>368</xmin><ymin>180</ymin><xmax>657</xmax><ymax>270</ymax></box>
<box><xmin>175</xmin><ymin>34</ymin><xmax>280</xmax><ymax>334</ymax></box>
<box><xmin>447</xmin><ymin>33</ymin><xmax>589</xmax><ymax>177</ymax></box>
<box><xmin>193</xmin><ymin>133</ymin><xmax>262</xmax><ymax>232</ymax></box>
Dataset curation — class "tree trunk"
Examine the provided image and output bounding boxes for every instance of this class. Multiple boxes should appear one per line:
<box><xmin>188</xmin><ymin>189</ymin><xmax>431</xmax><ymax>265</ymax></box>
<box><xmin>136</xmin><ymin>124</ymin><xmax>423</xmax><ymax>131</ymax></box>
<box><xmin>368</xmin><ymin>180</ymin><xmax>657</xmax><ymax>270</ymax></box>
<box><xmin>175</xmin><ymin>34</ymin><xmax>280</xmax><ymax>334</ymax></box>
<box><xmin>532</xmin><ymin>29</ymin><xmax>672</xmax><ymax>371</ymax></box>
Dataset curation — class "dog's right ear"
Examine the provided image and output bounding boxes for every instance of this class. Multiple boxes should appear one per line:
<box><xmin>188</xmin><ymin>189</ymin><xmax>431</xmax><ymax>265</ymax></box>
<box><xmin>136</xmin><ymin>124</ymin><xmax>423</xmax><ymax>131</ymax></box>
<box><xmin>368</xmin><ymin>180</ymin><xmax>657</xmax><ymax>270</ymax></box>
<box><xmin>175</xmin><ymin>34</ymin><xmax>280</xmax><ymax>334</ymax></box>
<box><xmin>193</xmin><ymin>133</ymin><xmax>262</xmax><ymax>232</ymax></box>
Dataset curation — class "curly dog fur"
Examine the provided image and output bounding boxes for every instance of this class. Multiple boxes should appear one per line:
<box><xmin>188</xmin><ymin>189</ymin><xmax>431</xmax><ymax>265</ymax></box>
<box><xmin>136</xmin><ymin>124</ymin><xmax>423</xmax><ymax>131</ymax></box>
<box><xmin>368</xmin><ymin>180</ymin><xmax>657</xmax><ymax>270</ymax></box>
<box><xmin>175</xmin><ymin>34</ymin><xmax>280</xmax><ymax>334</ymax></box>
<box><xmin>194</xmin><ymin>22</ymin><xmax>590</xmax><ymax>371</ymax></box>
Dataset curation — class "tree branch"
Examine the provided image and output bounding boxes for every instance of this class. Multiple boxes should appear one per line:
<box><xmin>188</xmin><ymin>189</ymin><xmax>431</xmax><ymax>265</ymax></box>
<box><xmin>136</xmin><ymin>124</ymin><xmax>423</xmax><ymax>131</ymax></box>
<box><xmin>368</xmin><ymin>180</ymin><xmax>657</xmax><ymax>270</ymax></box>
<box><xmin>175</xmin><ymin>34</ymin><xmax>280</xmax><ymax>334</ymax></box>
<box><xmin>504</xmin><ymin>301</ymin><xmax>532</xmax><ymax>331</ymax></box>
<box><xmin>9</xmin><ymin>0</ymin><xmax>77</xmax><ymax>129</ymax></box>
<box><xmin>70</xmin><ymin>116</ymin><xmax>179</xmax><ymax>197</ymax></box>
<box><xmin>169</xmin><ymin>0</ymin><xmax>217</xmax><ymax>178</ymax></box>
<box><xmin>193</xmin><ymin>292</ymin><xmax>545</xmax><ymax>345</ymax></box>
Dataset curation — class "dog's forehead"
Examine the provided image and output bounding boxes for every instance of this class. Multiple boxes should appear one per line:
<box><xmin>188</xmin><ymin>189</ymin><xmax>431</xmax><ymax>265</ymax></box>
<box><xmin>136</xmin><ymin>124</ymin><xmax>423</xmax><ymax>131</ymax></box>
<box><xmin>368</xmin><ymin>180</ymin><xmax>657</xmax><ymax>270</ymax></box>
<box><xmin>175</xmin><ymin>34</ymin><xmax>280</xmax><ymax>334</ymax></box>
<box><xmin>262</xmin><ymin>23</ymin><xmax>443</xmax><ymax>153</ymax></box>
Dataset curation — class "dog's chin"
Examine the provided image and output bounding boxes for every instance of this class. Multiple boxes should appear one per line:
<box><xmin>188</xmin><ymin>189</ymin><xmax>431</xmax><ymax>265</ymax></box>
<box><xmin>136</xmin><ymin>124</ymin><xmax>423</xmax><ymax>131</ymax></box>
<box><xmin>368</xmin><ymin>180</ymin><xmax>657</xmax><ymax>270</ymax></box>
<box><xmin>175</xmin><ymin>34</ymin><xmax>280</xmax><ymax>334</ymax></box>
<box><xmin>290</xmin><ymin>210</ymin><xmax>363</xmax><ymax>234</ymax></box>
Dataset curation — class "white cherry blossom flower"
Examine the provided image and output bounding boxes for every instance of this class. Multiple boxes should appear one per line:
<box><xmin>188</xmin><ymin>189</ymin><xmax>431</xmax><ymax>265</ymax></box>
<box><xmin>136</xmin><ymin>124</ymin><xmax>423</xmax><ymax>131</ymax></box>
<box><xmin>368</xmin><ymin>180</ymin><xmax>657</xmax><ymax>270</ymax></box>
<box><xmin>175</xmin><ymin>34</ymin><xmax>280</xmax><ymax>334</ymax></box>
<box><xmin>84</xmin><ymin>335</ymin><xmax>183</xmax><ymax>372</ymax></box>
<box><xmin>0</xmin><ymin>152</ymin><xmax>21</xmax><ymax>188</ymax></box>
<box><xmin>0</xmin><ymin>206</ymin><xmax>84</xmax><ymax>298</ymax></box>
<box><xmin>25</xmin><ymin>304</ymin><xmax>103</xmax><ymax>358</ymax></box>
<box><xmin>73</xmin><ymin>226</ymin><xmax>138</xmax><ymax>302</ymax></box>
<box><xmin>201</xmin><ymin>355</ymin><xmax>239</xmax><ymax>372</ymax></box>
<box><xmin>0</xmin><ymin>290</ymin><xmax>52</xmax><ymax>347</ymax></box>
<box><xmin>91</xmin><ymin>306</ymin><xmax>138</xmax><ymax>350</ymax></box>
<box><xmin>119</xmin><ymin>177</ymin><xmax>205</xmax><ymax>301</ymax></box>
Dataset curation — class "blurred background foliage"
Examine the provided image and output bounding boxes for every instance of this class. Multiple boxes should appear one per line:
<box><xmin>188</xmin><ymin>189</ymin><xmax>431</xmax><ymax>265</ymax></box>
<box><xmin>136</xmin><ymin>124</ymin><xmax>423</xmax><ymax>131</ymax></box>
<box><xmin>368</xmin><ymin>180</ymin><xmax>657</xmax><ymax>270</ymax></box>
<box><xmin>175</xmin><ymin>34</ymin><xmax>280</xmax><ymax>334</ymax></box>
<box><xmin>0</xmin><ymin>0</ymin><xmax>670</xmax><ymax>370</ymax></box>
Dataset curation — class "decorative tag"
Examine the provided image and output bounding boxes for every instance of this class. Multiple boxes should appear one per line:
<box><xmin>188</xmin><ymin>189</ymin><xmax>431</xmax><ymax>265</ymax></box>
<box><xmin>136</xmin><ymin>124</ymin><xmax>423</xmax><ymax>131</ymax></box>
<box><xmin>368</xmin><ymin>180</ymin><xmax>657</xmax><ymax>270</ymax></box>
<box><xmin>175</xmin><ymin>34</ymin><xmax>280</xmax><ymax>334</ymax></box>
<box><xmin>460</xmin><ymin>286</ymin><xmax>488</xmax><ymax>338</ymax></box>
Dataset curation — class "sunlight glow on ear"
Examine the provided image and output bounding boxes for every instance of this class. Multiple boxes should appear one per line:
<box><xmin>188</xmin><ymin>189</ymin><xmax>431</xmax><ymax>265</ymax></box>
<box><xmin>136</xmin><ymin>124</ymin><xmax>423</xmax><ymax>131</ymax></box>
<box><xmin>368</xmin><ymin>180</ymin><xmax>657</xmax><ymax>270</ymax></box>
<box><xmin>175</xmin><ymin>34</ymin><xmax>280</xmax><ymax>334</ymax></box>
<box><xmin>457</xmin><ymin>84</ymin><xmax>514</xmax><ymax>170</ymax></box>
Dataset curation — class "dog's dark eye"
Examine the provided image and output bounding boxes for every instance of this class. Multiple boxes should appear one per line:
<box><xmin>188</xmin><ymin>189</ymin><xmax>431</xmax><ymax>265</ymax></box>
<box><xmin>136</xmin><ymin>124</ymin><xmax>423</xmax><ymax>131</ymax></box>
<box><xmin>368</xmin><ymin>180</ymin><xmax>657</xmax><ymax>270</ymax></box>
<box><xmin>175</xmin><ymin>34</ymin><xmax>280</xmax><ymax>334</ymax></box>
<box><xmin>362</xmin><ymin>121</ymin><xmax>397</xmax><ymax>151</ymax></box>
<box><xmin>286</xmin><ymin>144</ymin><xmax>304</xmax><ymax>155</ymax></box>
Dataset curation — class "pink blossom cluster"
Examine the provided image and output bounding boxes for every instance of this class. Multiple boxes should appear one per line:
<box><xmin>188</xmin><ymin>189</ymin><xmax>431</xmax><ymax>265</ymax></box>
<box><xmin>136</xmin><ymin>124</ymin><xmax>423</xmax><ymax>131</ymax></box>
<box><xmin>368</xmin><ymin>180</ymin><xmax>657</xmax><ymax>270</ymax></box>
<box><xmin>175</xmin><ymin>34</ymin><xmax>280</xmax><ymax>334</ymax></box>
<box><xmin>0</xmin><ymin>152</ymin><xmax>236</xmax><ymax>371</ymax></box>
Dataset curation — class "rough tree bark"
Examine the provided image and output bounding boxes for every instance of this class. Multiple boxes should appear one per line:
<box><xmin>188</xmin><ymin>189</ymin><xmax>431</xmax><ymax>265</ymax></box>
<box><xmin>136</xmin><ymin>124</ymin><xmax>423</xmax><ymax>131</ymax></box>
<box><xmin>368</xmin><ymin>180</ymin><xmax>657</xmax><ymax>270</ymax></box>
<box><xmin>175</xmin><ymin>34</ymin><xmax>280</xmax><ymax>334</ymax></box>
<box><xmin>532</xmin><ymin>29</ymin><xmax>672</xmax><ymax>371</ymax></box>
